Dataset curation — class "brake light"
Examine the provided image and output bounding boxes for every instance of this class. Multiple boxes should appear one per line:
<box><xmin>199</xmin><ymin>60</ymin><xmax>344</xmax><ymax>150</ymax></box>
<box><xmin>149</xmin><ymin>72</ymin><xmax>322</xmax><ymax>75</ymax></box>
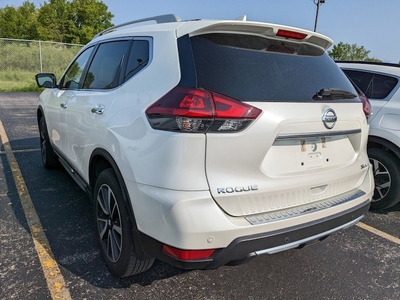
<box><xmin>276</xmin><ymin>29</ymin><xmax>307</xmax><ymax>40</ymax></box>
<box><xmin>145</xmin><ymin>86</ymin><xmax>262</xmax><ymax>133</ymax></box>
<box><xmin>162</xmin><ymin>245</ymin><xmax>215</xmax><ymax>260</ymax></box>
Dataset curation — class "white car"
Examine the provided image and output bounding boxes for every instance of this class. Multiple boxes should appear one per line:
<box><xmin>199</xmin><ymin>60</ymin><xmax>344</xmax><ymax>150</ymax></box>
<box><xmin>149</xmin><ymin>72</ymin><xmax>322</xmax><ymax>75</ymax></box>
<box><xmin>35</xmin><ymin>14</ymin><xmax>373</xmax><ymax>277</ymax></box>
<box><xmin>338</xmin><ymin>61</ymin><xmax>400</xmax><ymax>210</ymax></box>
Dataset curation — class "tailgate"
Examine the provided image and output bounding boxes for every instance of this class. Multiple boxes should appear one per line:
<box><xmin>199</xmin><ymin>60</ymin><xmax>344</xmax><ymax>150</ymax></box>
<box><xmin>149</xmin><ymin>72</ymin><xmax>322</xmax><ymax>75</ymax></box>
<box><xmin>205</xmin><ymin>102</ymin><xmax>370</xmax><ymax>217</ymax></box>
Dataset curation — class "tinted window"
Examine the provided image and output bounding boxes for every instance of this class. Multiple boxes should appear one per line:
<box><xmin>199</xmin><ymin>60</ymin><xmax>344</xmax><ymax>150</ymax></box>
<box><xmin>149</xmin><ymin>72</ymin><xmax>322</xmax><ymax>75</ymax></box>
<box><xmin>84</xmin><ymin>41</ymin><xmax>130</xmax><ymax>89</ymax></box>
<box><xmin>371</xmin><ymin>74</ymin><xmax>398</xmax><ymax>99</ymax></box>
<box><xmin>189</xmin><ymin>34</ymin><xmax>356</xmax><ymax>102</ymax></box>
<box><xmin>342</xmin><ymin>70</ymin><xmax>373</xmax><ymax>95</ymax></box>
<box><xmin>344</xmin><ymin>70</ymin><xmax>398</xmax><ymax>99</ymax></box>
<box><xmin>61</xmin><ymin>46</ymin><xmax>94</xmax><ymax>90</ymax></box>
<box><xmin>124</xmin><ymin>40</ymin><xmax>150</xmax><ymax>82</ymax></box>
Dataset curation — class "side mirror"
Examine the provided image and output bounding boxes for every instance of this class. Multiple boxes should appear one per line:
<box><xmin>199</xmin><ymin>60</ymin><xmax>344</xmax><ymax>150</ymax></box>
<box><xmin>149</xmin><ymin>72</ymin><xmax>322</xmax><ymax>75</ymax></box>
<box><xmin>35</xmin><ymin>73</ymin><xmax>57</xmax><ymax>88</ymax></box>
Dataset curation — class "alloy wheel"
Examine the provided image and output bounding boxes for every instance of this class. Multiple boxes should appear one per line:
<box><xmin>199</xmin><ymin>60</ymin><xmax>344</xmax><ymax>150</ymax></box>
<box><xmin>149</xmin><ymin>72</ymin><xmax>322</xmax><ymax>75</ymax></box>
<box><xmin>370</xmin><ymin>157</ymin><xmax>391</xmax><ymax>203</ymax></box>
<box><xmin>96</xmin><ymin>184</ymin><xmax>123</xmax><ymax>263</ymax></box>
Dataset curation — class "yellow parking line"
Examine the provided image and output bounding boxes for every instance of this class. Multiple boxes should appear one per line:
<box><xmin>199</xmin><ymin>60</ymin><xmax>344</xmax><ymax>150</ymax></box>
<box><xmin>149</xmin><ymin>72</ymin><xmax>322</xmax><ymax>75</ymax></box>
<box><xmin>0</xmin><ymin>120</ymin><xmax>71</xmax><ymax>300</ymax></box>
<box><xmin>0</xmin><ymin>148</ymin><xmax>40</xmax><ymax>154</ymax></box>
<box><xmin>357</xmin><ymin>222</ymin><xmax>400</xmax><ymax>245</ymax></box>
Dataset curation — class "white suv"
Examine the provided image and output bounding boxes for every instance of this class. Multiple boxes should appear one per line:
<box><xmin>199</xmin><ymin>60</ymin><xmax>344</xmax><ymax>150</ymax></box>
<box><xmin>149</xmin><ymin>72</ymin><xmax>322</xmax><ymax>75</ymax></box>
<box><xmin>338</xmin><ymin>61</ymin><xmax>400</xmax><ymax>210</ymax></box>
<box><xmin>35</xmin><ymin>14</ymin><xmax>373</xmax><ymax>277</ymax></box>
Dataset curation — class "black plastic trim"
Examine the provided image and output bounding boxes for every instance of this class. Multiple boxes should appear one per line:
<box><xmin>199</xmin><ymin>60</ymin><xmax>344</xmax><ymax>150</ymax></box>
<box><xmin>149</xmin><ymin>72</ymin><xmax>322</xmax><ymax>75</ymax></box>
<box><xmin>53</xmin><ymin>149</ymin><xmax>92</xmax><ymax>197</ymax></box>
<box><xmin>368</xmin><ymin>136</ymin><xmax>400</xmax><ymax>160</ymax></box>
<box><xmin>177</xmin><ymin>34</ymin><xmax>198</xmax><ymax>87</ymax></box>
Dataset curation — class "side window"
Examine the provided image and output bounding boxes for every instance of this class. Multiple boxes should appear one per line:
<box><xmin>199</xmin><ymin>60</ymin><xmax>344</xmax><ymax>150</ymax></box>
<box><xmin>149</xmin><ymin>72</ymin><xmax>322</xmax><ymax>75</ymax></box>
<box><xmin>83</xmin><ymin>41</ymin><xmax>130</xmax><ymax>89</ymax></box>
<box><xmin>344</xmin><ymin>69</ymin><xmax>399</xmax><ymax>99</ymax></box>
<box><xmin>124</xmin><ymin>40</ymin><xmax>150</xmax><ymax>82</ymax></box>
<box><xmin>370</xmin><ymin>74</ymin><xmax>398</xmax><ymax>99</ymax></box>
<box><xmin>343</xmin><ymin>70</ymin><xmax>373</xmax><ymax>97</ymax></box>
<box><xmin>61</xmin><ymin>46</ymin><xmax>94</xmax><ymax>90</ymax></box>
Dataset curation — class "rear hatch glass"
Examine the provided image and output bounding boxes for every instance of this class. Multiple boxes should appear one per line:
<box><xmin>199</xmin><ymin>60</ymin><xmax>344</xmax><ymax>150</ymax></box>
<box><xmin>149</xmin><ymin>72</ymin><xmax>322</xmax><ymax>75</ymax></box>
<box><xmin>190</xmin><ymin>33</ymin><xmax>357</xmax><ymax>102</ymax></box>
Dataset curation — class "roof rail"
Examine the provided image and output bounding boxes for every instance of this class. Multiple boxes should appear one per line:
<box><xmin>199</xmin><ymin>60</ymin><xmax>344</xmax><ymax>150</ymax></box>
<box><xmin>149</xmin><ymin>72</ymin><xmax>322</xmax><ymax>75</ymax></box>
<box><xmin>94</xmin><ymin>14</ymin><xmax>182</xmax><ymax>38</ymax></box>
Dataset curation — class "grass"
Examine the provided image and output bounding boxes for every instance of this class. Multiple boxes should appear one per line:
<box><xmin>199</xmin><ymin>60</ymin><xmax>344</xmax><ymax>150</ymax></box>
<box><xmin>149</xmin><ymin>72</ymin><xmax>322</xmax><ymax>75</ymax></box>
<box><xmin>0</xmin><ymin>40</ymin><xmax>82</xmax><ymax>92</ymax></box>
<box><xmin>0</xmin><ymin>69</ymin><xmax>42</xmax><ymax>92</ymax></box>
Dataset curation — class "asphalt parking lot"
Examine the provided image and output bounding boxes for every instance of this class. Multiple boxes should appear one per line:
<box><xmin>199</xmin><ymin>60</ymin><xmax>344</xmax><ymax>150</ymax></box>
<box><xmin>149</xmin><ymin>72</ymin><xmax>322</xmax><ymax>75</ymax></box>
<box><xmin>0</xmin><ymin>92</ymin><xmax>399</xmax><ymax>300</ymax></box>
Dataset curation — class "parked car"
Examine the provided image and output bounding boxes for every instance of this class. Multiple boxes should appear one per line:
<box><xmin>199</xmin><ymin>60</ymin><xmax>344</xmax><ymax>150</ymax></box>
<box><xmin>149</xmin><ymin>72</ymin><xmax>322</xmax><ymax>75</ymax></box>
<box><xmin>338</xmin><ymin>61</ymin><xmax>400</xmax><ymax>210</ymax></box>
<box><xmin>35</xmin><ymin>14</ymin><xmax>373</xmax><ymax>277</ymax></box>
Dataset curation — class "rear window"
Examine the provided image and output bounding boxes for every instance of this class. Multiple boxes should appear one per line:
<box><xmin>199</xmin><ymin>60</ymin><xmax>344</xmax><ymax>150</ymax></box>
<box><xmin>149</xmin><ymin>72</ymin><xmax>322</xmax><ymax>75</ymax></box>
<box><xmin>189</xmin><ymin>33</ymin><xmax>355</xmax><ymax>102</ymax></box>
<box><xmin>342</xmin><ymin>69</ymin><xmax>398</xmax><ymax>99</ymax></box>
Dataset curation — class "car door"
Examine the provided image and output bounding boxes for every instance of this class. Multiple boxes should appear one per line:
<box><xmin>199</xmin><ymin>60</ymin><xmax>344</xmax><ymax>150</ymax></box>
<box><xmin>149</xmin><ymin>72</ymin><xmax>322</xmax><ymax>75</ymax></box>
<box><xmin>51</xmin><ymin>46</ymin><xmax>95</xmax><ymax>156</ymax></box>
<box><xmin>63</xmin><ymin>40</ymin><xmax>132</xmax><ymax>179</ymax></box>
<box><xmin>40</xmin><ymin>88</ymin><xmax>69</xmax><ymax>153</ymax></box>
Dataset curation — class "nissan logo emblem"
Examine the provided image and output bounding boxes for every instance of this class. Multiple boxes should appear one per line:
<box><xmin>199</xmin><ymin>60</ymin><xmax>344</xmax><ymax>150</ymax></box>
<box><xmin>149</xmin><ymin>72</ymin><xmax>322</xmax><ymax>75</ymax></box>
<box><xmin>322</xmin><ymin>108</ymin><xmax>337</xmax><ymax>129</ymax></box>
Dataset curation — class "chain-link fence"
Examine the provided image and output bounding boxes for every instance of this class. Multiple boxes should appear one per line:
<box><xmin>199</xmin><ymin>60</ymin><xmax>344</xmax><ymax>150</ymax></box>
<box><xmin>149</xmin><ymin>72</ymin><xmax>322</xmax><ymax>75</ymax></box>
<box><xmin>0</xmin><ymin>38</ymin><xmax>83</xmax><ymax>91</ymax></box>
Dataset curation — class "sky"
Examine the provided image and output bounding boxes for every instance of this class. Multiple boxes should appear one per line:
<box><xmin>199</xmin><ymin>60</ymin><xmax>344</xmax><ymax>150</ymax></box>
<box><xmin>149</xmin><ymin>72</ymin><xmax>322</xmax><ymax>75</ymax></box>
<box><xmin>1</xmin><ymin>0</ymin><xmax>399</xmax><ymax>63</ymax></box>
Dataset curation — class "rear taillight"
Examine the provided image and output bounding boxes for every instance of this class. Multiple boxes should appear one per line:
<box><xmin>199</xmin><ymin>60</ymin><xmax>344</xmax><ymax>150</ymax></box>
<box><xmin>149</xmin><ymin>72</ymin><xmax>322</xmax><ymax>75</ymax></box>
<box><xmin>358</xmin><ymin>92</ymin><xmax>372</xmax><ymax>117</ymax></box>
<box><xmin>145</xmin><ymin>86</ymin><xmax>262</xmax><ymax>133</ymax></box>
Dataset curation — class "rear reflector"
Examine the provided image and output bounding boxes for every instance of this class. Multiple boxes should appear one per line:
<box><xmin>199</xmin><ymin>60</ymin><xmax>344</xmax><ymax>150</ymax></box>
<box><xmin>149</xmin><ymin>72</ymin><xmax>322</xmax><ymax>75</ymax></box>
<box><xmin>162</xmin><ymin>245</ymin><xmax>215</xmax><ymax>260</ymax></box>
<box><xmin>276</xmin><ymin>29</ymin><xmax>307</xmax><ymax>40</ymax></box>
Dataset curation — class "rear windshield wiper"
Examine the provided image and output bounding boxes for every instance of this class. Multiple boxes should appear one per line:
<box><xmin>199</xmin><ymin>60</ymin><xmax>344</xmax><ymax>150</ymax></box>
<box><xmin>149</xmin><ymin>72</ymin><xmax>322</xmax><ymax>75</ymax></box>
<box><xmin>312</xmin><ymin>88</ymin><xmax>357</xmax><ymax>100</ymax></box>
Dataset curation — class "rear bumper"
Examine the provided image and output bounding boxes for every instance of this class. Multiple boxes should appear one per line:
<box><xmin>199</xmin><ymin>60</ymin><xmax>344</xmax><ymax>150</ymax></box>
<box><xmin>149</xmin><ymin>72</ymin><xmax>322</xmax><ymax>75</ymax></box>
<box><xmin>136</xmin><ymin>199</ymin><xmax>370</xmax><ymax>269</ymax></box>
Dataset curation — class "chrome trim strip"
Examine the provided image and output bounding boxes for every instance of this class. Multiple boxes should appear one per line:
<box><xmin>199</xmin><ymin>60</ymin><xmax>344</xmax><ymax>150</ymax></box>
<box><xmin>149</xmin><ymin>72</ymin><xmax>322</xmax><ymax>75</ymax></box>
<box><xmin>255</xmin><ymin>215</ymin><xmax>364</xmax><ymax>255</ymax></box>
<box><xmin>276</xmin><ymin>129</ymin><xmax>361</xmax><ymax>140</ymax></box>
<box><xmin>246</xmin><ymin>189</ymin><xmax>366</xmax><ymax>225</ymax></box>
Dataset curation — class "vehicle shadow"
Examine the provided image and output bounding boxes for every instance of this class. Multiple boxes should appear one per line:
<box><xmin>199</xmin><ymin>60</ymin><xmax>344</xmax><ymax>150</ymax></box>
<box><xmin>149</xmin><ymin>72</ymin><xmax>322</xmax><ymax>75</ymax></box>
<box><xmin>371</xmin><ymin>201</ymin><xmax>400</xmax><ymax>214</ymax></box>
<box><xmin>1</xmin><ymin>137</ymin><xmax>187</xmax><ymax>289</ymax></box>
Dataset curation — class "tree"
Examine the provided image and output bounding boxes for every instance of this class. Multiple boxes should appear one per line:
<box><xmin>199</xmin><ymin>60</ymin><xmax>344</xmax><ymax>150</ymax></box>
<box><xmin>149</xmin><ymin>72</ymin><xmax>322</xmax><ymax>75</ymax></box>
<box><xmin>70</xmin><ymin>0</ymin><xmax>114</xmax><ymax>44</ymax></box>
<box><xmin>37</xmin><ymin>0</ymin><xmax>114</xmax><ymax>44</ymax></box>
<box><xmin>0</xmin><ymin>1</ymin><xmax>39</xmax><ymax>40</ymax></box>
<box><xmin>0</xmin><ymin>0</ymin><xmax>114</xmax><ymax>44</ymax></box>
<box><xmin>37</xmin><ymin>0</ymin><xmax>75</xmax><ymax>43</ymax></box>
<box><xmin>328</xmin><ymin>42</ymin><xmax>381</xmax><ymax>62</ymax></box>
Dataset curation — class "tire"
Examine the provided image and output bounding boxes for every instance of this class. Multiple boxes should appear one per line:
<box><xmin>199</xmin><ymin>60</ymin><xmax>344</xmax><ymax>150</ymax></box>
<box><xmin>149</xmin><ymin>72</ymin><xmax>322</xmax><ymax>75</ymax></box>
<box><xmin>39</xmin><ymin>115</ymin><xmax>59</xmax><ymax>168</ymax></box>
<box><xmin>368</xmin><ymin>147</ymin><xmax>400</xmax><ymax>210</ymax></box>
<box><xmin>94</xmin><ymin>168</ymin><xmax>154</xmax><ymax>277</ymax></box>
